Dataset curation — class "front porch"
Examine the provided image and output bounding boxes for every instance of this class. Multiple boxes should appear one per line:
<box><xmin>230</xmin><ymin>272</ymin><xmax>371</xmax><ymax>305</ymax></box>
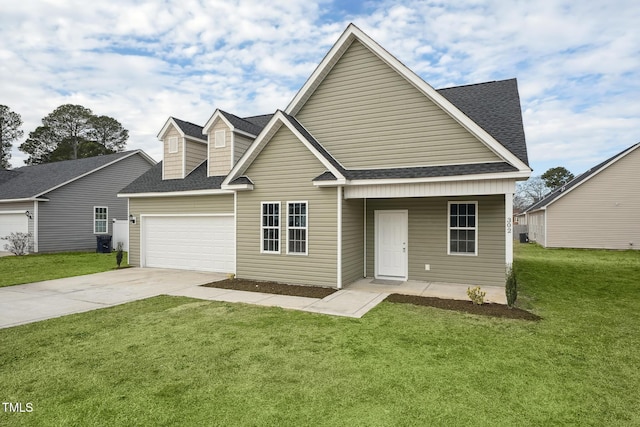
<box><xmin>345</xmin><ymin>277</ymin><xmax>507</xmax><ymax>304</ymax></box>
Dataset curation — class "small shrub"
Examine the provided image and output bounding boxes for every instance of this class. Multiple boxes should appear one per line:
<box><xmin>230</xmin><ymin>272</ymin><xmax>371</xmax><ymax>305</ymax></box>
<box><xmin>467</xmin><ymin>286</ymin><xmax>486</xmax><ymax>305</ymax></box>
<box><xmin>2</xmin><ymin>232</ymin><xmax>33</xmax><ymax>256</ymax></box>
<box><xmin>506</xmin><ymin>267</ymin><xmax>517</xmax><ymax>307</ymax></box>
<box><xmin>115</xmin><ymin>242</ymin><xmax>124</xmax><ymax>268</ymax></box>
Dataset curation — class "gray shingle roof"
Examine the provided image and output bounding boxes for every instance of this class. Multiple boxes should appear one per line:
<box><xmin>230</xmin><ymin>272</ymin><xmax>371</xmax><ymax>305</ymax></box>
<box><xmin>526</xmin><ymin>142</ymin><xmax>640</xmax><ymax>212</ymax></box>
<box><xmin>219</xmin><ymin>111</ymin><xmax>270</xmax><ymax>136</ymax></box>
<box><xmin>119</xmin><ymin>161</ymin><xmax>225</xmax><ymax>194</ymax></box>
<box><xmin>171</xmin><ymin>117</ymin><xmax>205</xmax><ymax>140</ymax></box>
<box><xmin>437</xmin><ymin>78</ymin><xmax>529</xmax><ymax>166</ymax></box>
<box><xmin>0</xmin><ymin>151</ymin><xmax>145</xmax><ymax>200</ymax></box>
<box><xmin>243</xmin><ymin>114</ymin><xmax>274</xmax><ymax>130</ymax></box>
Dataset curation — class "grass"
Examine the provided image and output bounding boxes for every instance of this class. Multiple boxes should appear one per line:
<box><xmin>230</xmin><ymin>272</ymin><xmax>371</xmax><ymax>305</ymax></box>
<box><xmin>1</xmin><ymin>244</ymin><xmax>639</xmax><ymax>425</ymax></box>
<box><xmin>0</xmin><ymin>251</ymin><xmax>127</xmax><ymax>287</ymax></box>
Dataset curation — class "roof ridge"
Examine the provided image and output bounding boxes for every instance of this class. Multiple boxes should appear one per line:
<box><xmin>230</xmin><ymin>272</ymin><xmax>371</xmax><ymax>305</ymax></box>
<box><xmin>170</xmin><ymin>116</ymin><xmax>204</xmax><ymax>128</ymax></box>
<box><xmin>437</xmin><ymin>78</ymin><xmax>515</xmax><ymax>91</ymax></box>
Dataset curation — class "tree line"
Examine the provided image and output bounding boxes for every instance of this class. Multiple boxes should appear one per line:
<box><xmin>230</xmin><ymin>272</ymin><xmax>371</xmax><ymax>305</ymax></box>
<box><xmin>0</xmin><ymin>104</ymin><xmax>128</xmax><ymax>169</ymax></box>
<box><xmin>515</xmin><ymin>166</ymin><xmax>575</xmax><ymax>211</ymax></box>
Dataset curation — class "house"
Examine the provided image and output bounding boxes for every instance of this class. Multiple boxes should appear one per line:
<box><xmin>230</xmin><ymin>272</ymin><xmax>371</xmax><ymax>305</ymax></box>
<box><xmin>119</xmin><ymin>24</ymin><xmax>532</xmax><ymax>288</ymax></box>
<box><xmin>0</xmin><ymin>150</ymin><xmax>155</xmax><ymax>253</ymax></box>
<box><xmin>524</xmin><ymin>142</ymin><xmax>640</xmax><ymax>250</ymax></box>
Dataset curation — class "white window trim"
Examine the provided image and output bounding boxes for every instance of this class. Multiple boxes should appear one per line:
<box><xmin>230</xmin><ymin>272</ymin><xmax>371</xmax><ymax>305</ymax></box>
<box><xmin>447</xmin><ymin>201</ymin><xmax>478</xmax><ymax>256</ymax></box>
<box><xmin>286</xmin><ymin>201</ymin><xmax>308</xmax><ymax>256</ymax></box>
<box><xmin>168</xmin><ymin>136</ymin><xmax>178</xmax><ymax>153</ymax></box>
<box><xmin>215</xmin><ymin>130</ymin><xmax>226</xmax><ymax>148</ymax></box>
<box><xmin>94</xmin><ymin>206</ymin><xmax>109</xmax><ymax>234</ymax></box>
<box><xmin>260</xmin><ymin>201</ymin><xmax>281</xmax><ymax>254</ymax></box>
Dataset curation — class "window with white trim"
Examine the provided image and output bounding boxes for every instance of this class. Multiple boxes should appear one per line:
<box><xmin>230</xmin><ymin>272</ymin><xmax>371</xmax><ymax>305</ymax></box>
<box><xmin>215</xmin><ymin>130</ymin><xmax>226</xmax><ymax>148</ymax></box>
<box><xmin>168</xmin><ymin>136</ymin><xmax>178</xmax><ymax>153</ymax></box>
<box><xmin>94</xmin><ymin>207</ymin><xmax>108</xmax><ymax>234</ymax></box>
<box><xmin>287</xmin><ymin>202</ymin><xmax>307</xmax><ymax>255</ymax></box>
<box><xmin>261</xmin><ymin>202</ymin><xmax>280</xmax><ymax>253</ymax></box>
<box><xmin>448</xmin><ymin>202</ymin><xmax>477</xmax><ymax>255</ymax></box>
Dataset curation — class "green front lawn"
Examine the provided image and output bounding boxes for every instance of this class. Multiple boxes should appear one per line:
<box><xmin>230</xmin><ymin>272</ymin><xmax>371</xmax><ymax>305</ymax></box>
<box><xmin>0</xmin><ymin>251</ymin><xmax>127</xmax><ymax>287</ymax></box>
<box><xmin>1</xmin><ymin>244</ymin><xmax>639</xmax><ymax>425</ymax></box>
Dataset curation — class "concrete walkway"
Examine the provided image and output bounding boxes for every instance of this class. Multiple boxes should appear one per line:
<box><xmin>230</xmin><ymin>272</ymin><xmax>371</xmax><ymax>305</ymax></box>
<box><xmin>0</xmin><ymin>269</ymin><xmax>503</xmax><ymax>329</ymax></box>
<box><xmin>0</xmin><ymin>268</ymin><xmax>389</xmax><ymax>329</ymax></box>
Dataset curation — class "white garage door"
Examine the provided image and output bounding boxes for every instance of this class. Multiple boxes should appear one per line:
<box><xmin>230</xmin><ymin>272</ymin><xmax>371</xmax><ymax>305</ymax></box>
<box><xmin>0</xmin><ymin>212</ymin><xmax>29</xmax><ymax>250</ymax></box>
<box><xmin>143</xmin><ymin>215</ymin><xmax>234</xmax><ymax>273</ymax></box>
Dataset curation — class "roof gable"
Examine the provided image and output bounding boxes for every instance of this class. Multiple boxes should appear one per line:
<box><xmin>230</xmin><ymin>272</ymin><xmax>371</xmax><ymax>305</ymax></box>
<box><xmin>526</xmin><ymin>142</ymin><xmax>640</xmax><ymax>212</ymax></box>
<box><xmin>0</xmin><ymin>150</ymin><xmax>156</xmax><ymax>200</ymax></box>
<box><xmin>203</xmin><ymin>109</ymin><xmax>267</xmax><ymax>137</ymax></box>
<box><xmin>158</xmin><ymin>117</ymin><xmax>206</xmax><ymax>142</ymax></box>
<box><xmin>286</xmin><ymin>24</ymin><xmax>530</xmax><ymax>173</ymax></box>
<box><xmin>222</xmin><ymin>111</ymin><xmax>346</xmax><ymax>187</ymax></box>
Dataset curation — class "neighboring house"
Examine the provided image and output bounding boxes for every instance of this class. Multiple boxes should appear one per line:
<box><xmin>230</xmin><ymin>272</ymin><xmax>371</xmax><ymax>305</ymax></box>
<box><xmin>524</xmin><ymin>142</ymin><xmax>640</xmax><ymax>250</ymax></box>
<box><xmin>0</xmin><ymin>150</ymin><xmax>155</xmax><ymax>252</ymax></box>
<box><xmin>119</xmin><ymin>24</ymin><xmax>532</xmax><ymax>288</ymax></box>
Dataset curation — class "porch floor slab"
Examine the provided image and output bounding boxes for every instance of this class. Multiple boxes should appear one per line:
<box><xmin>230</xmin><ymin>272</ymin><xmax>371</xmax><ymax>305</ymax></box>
<box><xmin>346</xmin><ymin>278</ymin><xmax>507</xmax><ymax>305</ymax></box>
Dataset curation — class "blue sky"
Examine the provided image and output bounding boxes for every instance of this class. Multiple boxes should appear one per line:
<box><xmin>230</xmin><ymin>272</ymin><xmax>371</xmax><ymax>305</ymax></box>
<box><xmin>1</xmin><ymin>0</ymin><xmax>639</xmax><ymax>177</ymax></box>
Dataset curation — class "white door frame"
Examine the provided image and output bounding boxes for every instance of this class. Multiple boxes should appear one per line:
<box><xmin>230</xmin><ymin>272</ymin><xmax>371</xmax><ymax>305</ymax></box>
<box><xmin>374</xmin><ymin>209</ymin><xmax>408</xmax><ymax>280</ymax></box>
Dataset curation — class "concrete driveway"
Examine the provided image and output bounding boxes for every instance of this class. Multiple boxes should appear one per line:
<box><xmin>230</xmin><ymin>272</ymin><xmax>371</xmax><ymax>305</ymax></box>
<box><xmin>0</xmin><ymin>268</ymin><xmax>225</xmax><ymax>329</ymax></box>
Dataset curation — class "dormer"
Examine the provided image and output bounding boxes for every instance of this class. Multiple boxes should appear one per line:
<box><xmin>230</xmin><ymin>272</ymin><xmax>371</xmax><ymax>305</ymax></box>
<box><xmin>158</xmin><ymin>117</ymin><xmax>207</xmax><ymax>180</ymax></box>
<box><xmin>203</xmin><ymin>110</ymin><xmax>265</xmax><ymax>177</ymax></box>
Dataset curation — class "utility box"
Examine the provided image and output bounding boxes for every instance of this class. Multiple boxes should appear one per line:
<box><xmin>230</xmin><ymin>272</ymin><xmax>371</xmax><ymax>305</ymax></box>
<box><xmin>96</xmin><ymin>235</ymin><xmax>112</xmax><ymax>253</ymax></box>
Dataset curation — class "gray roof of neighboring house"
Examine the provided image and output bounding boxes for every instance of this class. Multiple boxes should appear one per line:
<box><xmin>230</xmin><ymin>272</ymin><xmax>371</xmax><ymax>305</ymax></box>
<box><xmin>171</xmin><ymin>117</ymin><xmax>206</xmax><ymax>140</ymax></box>
<box><xmin>437</xmin><ymin>78</ymin><xmax>529</xmax><ymax>166</ymax></box>
<box><xmin>119</xmin><ymin>161</ymin><xmax>225</xmax><ymax>193</ymax></box>
<box><xmin>525</xmin><ymin>142</ymin><xmax>640</xmax><ymax>212</ymax></box>
<box><xmin>0</xmin><ymin>150</ymin><xmax>152</xmax><ymax>200</ymax></box>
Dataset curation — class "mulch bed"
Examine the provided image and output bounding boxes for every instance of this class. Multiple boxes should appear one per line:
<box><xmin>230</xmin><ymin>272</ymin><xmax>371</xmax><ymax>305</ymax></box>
<box><xmin>386</xmin><ymin>293</ymin><xmax>541</xmax><ymax>321</ymax></box>
<box><xmin>202</xmin><ymin>278</ymin><xmax>337</xmax><ymax>298</ymax></box>
<box><xmin>202</xmin><ymin>279</ymin><xmax>540</xmax><ymax>321</ymax></box>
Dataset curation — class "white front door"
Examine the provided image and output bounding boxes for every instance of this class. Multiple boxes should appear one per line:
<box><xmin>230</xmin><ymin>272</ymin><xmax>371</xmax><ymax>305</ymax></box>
<box><xmin>375</xmin><ymin>210</ymin><xmax>408</xmax><ymax>280</ymax></box>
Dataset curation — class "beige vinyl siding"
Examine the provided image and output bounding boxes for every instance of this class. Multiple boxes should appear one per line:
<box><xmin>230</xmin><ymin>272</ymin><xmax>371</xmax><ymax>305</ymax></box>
<box><xmin>128</xmin><ymin>195</ymin><xmax>234</xmax><ymax>266</ymax></box>
<box><xmin>546</xmin><ymin>148</ymin><xmax>640</xmax><ymax>250</ymax></box>
<box><xmin>208</xmin><ymin>121</ymin><xmax>232</xmax><ymax>176</ymax></box>
<box><xmin>527</xmin><ymin>211</ymin><xmax>546</xmax><ymax>247</ymax></box>
<box><xmin>296</xmin><ymin>40</ymin><xmax>501</xmax><ymax>169</ymax></box>
<box><xmin>365</xmin><ymin>195</ymin><xmax>506</xmax><ymax>287</ymax></box>
<box><xmin>234</xmin><ymin>134</ymin><xmax>254</xmax><ymax>165</ymax></box>
<box><xmin>236</xmin><ymin>126</ymin><xmax>338</xmax><ymax>287</ymax></box>
<box><xmin>342</xmin><ymin>198</ymin><xmax>364</xmax><ymax>285</ymax></box>
<box><xmin>185</xmin><ymin>140</ymin><xmax>207</xmax><ymax>174</ymax></box>
<box><xmin>163</xmin><ymin>126</ymin><xmax>183</xmax><ymax>179</ymax></box>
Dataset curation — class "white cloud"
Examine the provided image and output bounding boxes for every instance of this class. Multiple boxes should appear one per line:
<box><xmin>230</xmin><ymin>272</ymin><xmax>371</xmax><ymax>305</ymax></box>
<box><xmin>1</xmin><ymin>0</ymin><xmax>639</xmax><ymax>175</ymax></box>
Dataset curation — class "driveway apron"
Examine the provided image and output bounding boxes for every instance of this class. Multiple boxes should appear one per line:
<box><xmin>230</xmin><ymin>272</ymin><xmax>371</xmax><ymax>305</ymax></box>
<box><xmin>0</xmin><ymin>268</ymin><xmax>224</xmax><ymax>329</ymax></box>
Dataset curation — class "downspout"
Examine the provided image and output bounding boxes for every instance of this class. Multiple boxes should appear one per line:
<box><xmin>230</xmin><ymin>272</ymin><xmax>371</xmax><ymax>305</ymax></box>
<box><xmin>33</xmin><ymin>200</ymin><xmax>39</xmax><ymax>253</ymax></box>
<box><xmin>363</xmin><ymin>198</ymin><xmax>367</xmax><ymax>278</ymax></box>
<box><xmin>337</xmin><ymin>186</ymin><xmax>343</xmax><ymax>289</ymax></box>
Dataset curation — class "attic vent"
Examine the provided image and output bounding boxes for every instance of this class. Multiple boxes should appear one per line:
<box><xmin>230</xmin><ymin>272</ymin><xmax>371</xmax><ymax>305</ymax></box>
<box><xmin>168</xmin><ymin>137</ymin><xmax>178</xmax><ymax>153</ymax></box>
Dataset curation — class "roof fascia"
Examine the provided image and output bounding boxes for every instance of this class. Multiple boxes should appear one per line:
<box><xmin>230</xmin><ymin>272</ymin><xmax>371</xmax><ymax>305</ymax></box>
<box><xmin>157</xmin><ymin>118</ymin><xmax>185</xmax><ymax>140</ymax></box>
<box><xmin>313</xmin><ymin>170</ymin><xmax>530</xmax><ymax>187</ymax></box>
<box><xmin>223</xmin><ymin>111</ymin><xmax>345</xmax><ymax>186</ymax></box>
<box><xmin>185</xmin><ymin>135</ymin><xmax>207</xmax><ymax>144</ymax></box>
<box><xmin>34</xmin><ymin>151</ymin><xmax>152</xmax><ymax>199</ymax></box>
<box><xmin>285</xmin><ymin>23</ymin><xmax>531</xmax><ymax>173</ymax></box>
<box><xmin>118</xmin><ymin>189</ymin><xmax>234</xmax><ymax>198</ymax></box>
<box><xmin>536</xmin><ymin>142</ymin><xmax>640</xmax><ymax>209</ymax></box>
<box><xmin>0</xmin><ymin>197</ymin><xmax>49</xmax><ymax>203</ymax></box>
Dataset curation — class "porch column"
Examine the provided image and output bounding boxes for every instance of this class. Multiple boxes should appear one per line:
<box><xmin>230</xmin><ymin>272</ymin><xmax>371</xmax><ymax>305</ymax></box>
<box><xmin>505</xmin><ymin>192</ymin><xmax>514</xmax><ymax>268</ymax></box>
